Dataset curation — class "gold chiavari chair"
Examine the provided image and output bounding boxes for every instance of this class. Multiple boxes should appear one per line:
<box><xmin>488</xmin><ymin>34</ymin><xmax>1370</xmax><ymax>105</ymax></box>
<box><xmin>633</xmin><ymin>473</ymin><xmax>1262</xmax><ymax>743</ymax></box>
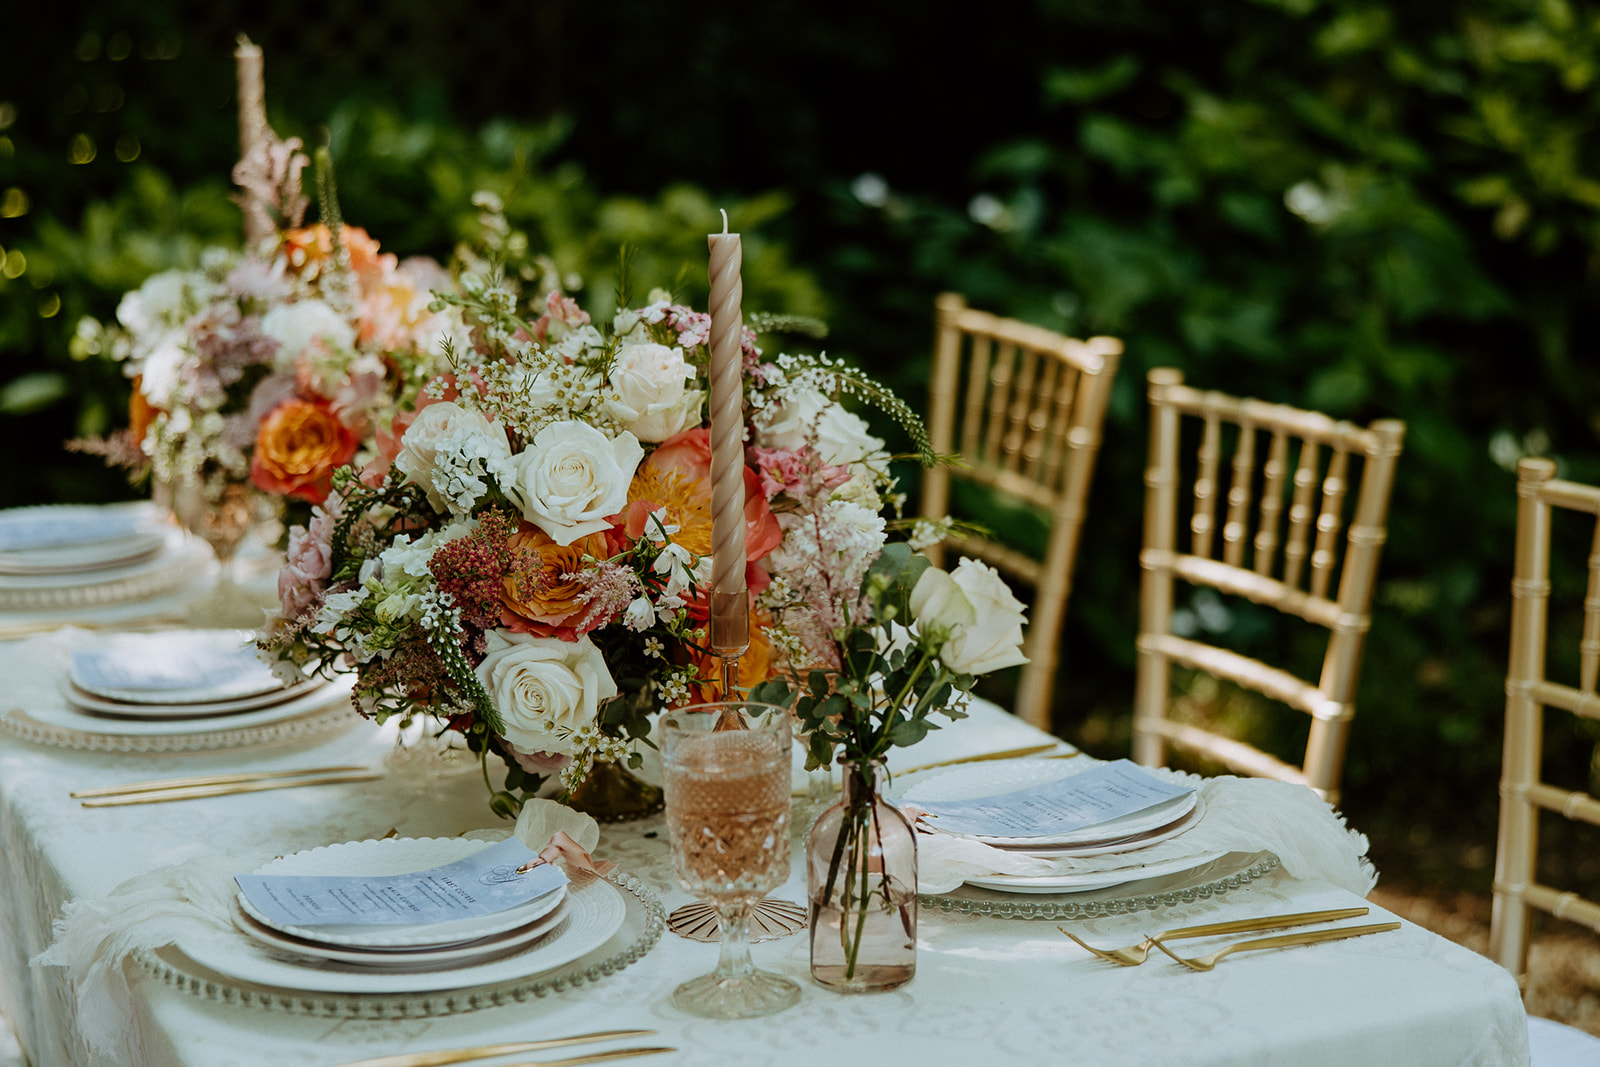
<box><xmin>1132</xmin><ymin>368</ymin><xmax>1405</xmax><ymax>803</ymax></box>
<box><xmin>920</xmin><ymin>293</ymin><xmax>1122</xmax><ymax>732</ymax></box>
<box><xmin>1490</xmin><ymin>457</ymin><xmax>1600</xmax><ymax>988</ymax></box>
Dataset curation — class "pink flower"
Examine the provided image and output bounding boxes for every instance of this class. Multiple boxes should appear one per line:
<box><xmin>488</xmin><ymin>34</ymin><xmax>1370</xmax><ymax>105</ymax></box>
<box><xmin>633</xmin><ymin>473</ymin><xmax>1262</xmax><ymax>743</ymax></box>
<box><xmin>504</xmin><ymin>742</ymin><xmax>573</xmax><ymax>777</ymax></box>
<box><xmin>532</xmin><ymin>291</ymin><xmax>591</xmax><ymax>342</ymax></box>
<box><xmin>749</xmin><ymin>445</ymin><xmax>850</xmax><ymax>501</ymax></box>
<box><xmin>278</xmin><ymin>498</ymin><xmax>342</xmax><ymax>618</ymax></box>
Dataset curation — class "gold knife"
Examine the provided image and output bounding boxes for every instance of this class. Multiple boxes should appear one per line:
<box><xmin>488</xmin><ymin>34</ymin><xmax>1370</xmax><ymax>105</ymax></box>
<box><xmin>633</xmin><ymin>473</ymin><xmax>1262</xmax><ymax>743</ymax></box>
<box><xmin>78</xmin><ymin>772</ymin><xmax>382</xmax><ymax>807</ymax></box>
<box><xmin>896</xmin><ymin>742</ymin><xmax>1075</xmax><ymax>777</ymax></box>
<box><xmin>332</xmin><ymin>1033</ymin><xmax>661</xmax><ymax>1067</ymax></box>
<box><xmin>72</xmin><ymin>766</ymin><xmax>373</xmax><ymax>798</ymax></box>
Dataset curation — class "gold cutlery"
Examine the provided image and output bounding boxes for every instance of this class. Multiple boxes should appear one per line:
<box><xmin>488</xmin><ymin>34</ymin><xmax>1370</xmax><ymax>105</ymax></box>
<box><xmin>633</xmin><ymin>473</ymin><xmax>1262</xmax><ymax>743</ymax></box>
<box><xmin>76</xmin><ymin>771</ymin><xmax>381</xmax><ymax>807</ymax></box>
<box><xmin>496</xmin><ymin>1054</ymin><xmax>675</xmax><ymax>1067</ymax></box>
<box><xmin>72</xmin><ymin>766</ymin><xmax>373</xmax><ymax>798</ymax></box>
<box><xmin>897</xmin><ymin>742</ymin><xmax>1075</xmax><ymax>777</ymax></box>
<box><xmin>331</xmin><ymin>1035</ymin><xmax>664</xmax><ymax>1067</ymax></box>
<box><xmin>1151</xmin><ymin>920</ymin><xmax>1402</xmax><ymax>971</ymax></box>
<box><xmin>1060</xmin><ymin>906</ymin><xmax>1371</xmax><ymax>966</ymax></box>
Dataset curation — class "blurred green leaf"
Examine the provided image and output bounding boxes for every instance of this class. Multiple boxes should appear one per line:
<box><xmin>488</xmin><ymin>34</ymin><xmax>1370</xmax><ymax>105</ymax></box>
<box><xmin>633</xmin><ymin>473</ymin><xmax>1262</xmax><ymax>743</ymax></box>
<box><xmin>0</xmin><ymin>372</ymin><xmax>68</xmax><ymax>414</ymax></box>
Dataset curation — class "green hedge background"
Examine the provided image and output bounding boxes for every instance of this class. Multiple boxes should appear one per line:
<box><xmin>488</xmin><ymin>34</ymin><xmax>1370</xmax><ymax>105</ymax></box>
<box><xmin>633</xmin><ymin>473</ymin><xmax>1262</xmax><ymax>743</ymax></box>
<box><xmin>5</xmin><ymin>0</ymin><xmax>1599</xmax><ymax>891</ymax></box>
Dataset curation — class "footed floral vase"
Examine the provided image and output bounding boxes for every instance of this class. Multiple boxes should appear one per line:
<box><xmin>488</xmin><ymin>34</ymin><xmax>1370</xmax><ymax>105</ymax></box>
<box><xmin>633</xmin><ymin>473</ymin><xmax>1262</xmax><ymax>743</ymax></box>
<box><xmin>807</xmin><ymin>759</ymin><xmax>918</xmax><ymax>991</ymax></box>
<box><xmin>566</xmin><ymin>759</ymin><xmax>665</xmax><ymax>823</ymax></box>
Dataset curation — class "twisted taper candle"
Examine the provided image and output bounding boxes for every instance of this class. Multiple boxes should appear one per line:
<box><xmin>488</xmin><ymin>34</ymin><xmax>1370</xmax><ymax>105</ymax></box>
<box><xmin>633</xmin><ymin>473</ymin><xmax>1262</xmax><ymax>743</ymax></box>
<box><xmin>708</xmin><ymin>210</ymin><xmax>749</xmax><ymax>663</ymax></box>
<box><xmin>233</xmin><ymin>36</ymin><xmax>272</xmax><ymax>250</ymax></box>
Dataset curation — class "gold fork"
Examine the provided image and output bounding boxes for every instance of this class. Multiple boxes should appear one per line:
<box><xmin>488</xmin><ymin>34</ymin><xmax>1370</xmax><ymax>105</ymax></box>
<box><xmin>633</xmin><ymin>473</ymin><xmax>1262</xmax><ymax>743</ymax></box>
<box><xmin>1059</xmin><ymin>906</ymin><xmax>1370</xmax><ymax>966</ymax></box>
<box><xmin>1151</xmin><ymin>920</ymin><xmax>1402</xmax><ymax>971</ymax></box>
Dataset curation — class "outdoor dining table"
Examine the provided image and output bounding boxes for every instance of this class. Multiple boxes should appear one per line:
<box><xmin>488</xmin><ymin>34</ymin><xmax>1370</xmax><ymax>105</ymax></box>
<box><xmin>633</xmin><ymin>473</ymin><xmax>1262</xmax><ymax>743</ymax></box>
<box><xmin>0</xmin><ymin>683</ymin><xmax>1530</xmax><ymax>1067</ymax></box>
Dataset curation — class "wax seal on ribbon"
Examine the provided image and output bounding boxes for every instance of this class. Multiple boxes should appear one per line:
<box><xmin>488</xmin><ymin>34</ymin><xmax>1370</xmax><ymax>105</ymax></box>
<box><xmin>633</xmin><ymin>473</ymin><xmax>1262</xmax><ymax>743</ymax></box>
<box><xmin>511</xmin><ymin>797</ymin><xmax>616</xmax><ymax>874</ymax></box>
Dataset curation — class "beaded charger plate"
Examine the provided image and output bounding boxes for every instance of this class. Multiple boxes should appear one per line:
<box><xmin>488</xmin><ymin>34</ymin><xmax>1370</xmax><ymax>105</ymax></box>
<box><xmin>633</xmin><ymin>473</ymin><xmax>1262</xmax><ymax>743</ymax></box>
<box><xmin>0</xmin><ymin>678</ymin><xmax>358</xmax><ymax>753</ymax></box>
<box><xmin>920</xmin><ymin>850</ymin><xmax>1281</xmax><ymax>921</ymax></box>
<box><xmin>136</xmin><ymin>868</ymin><xmax>666</xmax><ymax>1017</ymax></box>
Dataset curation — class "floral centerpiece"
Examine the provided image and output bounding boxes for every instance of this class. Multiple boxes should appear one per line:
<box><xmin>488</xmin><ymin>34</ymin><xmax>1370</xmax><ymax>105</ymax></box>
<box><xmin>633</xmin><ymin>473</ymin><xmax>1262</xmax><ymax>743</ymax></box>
<box><xmin>74</xmin><ymin>139</ymin><xmax>461</xmax><ymax>561</ymax></box>
<box><xmin>256</xmin><ymin>207</ymin><xmax>1026</xmax><ymax>822</ymax></box>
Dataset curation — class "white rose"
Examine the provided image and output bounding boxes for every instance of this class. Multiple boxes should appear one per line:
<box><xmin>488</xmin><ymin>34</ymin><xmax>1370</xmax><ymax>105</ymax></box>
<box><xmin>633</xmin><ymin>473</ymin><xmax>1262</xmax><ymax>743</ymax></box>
<box><xmin>812</xmin><ymin>403</ymin><xmax>884</xmax><ymax>467</ymax></box>
<box><xmin>136</xmin><ymin>337</ymin><xmax>188</xmax><ymax>409</ymax></box>
<box><xmin>602</xmin><ymin>342</ymin><xmax>702</xmax><ymax>442</ymax></box>
<box><xmin>912</xmin><ymin>559</ymin><xmax>1029</xmax><ymax>675</ymax></box>
<box><xmin>754</xmin><ymin>383</ymin><xmax>884</xmax><ymax>466</ymax></box>
<box><xmin>910</xmin><ymin>568</ymin><xmax>977</xmax><ymax>633</ymax></box>
<box><xmin>504</xmin><ymin>421</ymin><xmax>643</xmax><ymax>545</ymax></box>
<box><xmin>118</xmin><ymin>270</ymin><xmax>194</xmax><ymax>335</ymax></box>
<box><xmin>752</xmin><ymin>382</ymin><xmax>824</xmax><ymax>451</ymax></box>
<box><xmin>393</xmin><ymin>401</ymin><xmax>514</xmax><ymax>513</ymax></box>
<box><xmin>259</xmin><ymin>299</ymin><xmax>357</xmax><ymax>372</ymax></box>
<box><xmin>474</xmin><ymin>630</ymin><xmax>618</xmax><ymax>757</ymax></box>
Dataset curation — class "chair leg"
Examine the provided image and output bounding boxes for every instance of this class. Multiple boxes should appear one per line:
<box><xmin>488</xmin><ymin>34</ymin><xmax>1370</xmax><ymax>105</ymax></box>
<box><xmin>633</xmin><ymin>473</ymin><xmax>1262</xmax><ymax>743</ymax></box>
<box><xmin>1132</xmin><ymin>643</ymin><xmax>1168</xmax><ymax>767</ymax></box>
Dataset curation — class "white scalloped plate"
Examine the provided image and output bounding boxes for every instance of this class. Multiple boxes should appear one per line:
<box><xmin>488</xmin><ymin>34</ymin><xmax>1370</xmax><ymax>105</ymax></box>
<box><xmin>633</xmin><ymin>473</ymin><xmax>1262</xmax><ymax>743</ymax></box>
<box><xmin>22</xmin><ymin>674</ymin><xmax>356</xmax><ymax>737</ymax></box>
<box><xmin>0</xmin><ymin>502</ymin><xmax>163</xmax><ymax>552</ymax></box>
<box><xmin>962</xmin><ymin>849</ymin><xmax>1232</xmax><ymax>894</ymax></box>
<box><xmin>237</xmin><ymin>838</ymin><xmax>570</xmax><ymax>949</ymax></box>
<box><xmin>69</xmin><ymin>629</ymin><xmax>291</xmax><ymax>705</ymax></box>
<box><xmin>180</xmin><ymin>869</ymin><xmax>624</xmax><ymax>995</ymax></box>
<box><xmin>898</xmin><ymin>757</ymin><xmax>1199</xmax><ymax>847</ymax></box>
<box><xmin>0</xmin><ymin>533</ymin><xmax>166</xmax><ymax>575</ymax></box>
<box><xmin>230</xmin><ymin>895</ymin><xmax>570</xmax><ymax>967</ymax></box>
<box><xmin>985</xmin><ymin>797</ymin><xmax>1208</xmax><ymax>858</ymax></box>
<box><xmin>63</xmin><ymin>677</ymin><xmax>324</xmax><ymax>720</ymax></box>
<box><xmin>0</xmin><ymin>527</ymin><xmax>211</xmax><ymax>611</ymax></box>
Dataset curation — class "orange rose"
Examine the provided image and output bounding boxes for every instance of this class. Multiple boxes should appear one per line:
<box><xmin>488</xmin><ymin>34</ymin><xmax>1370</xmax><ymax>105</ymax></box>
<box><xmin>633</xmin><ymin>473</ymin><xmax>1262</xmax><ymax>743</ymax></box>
<box><xmin>250</xmin><ymin>398</ymin><xmax>358</xmax><ymax>504</ymax></box>
<box><xmin>128</xmin><ymin>375</ymin><xmax>159</xmax><ymax>444</ymax></box>
<box><xmin>280</xmin><ymin>224</ymin><xmax>392</xmax><ymax>284</ymax></box>
<box><xmin>502</xmin><ymin>524</ymin><xmax>614</xmax><ymax>636</ymax></box>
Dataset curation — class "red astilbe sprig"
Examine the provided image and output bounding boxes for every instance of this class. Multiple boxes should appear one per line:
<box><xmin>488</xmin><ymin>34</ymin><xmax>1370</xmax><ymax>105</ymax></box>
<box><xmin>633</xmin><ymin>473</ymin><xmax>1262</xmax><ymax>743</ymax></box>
<box><xmin>429</xmin><ymin>507</ymin><xmax>519</xmax><ymax>627</ymax></box>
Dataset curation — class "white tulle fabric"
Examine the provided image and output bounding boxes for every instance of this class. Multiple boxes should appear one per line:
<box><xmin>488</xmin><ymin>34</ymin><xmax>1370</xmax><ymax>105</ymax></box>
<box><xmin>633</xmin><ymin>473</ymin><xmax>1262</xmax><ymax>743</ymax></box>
<box><xmin>914</xmin><ymin>772</ymin><xmax>1376</xmax><ymax>896</ymax></box>
<box><xmin>31</xmin><ymin>851</ymin><xmax>268</xmax><ymax>1067</ymax></box>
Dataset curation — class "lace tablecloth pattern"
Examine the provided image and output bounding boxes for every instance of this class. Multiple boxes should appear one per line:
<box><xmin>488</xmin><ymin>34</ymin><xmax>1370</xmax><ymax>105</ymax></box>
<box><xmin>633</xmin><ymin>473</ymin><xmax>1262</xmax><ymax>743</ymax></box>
<box><xmin>0</xmin><ymin>692</ymin><xmax>1530</xmax><ymax>1067</ymax></box>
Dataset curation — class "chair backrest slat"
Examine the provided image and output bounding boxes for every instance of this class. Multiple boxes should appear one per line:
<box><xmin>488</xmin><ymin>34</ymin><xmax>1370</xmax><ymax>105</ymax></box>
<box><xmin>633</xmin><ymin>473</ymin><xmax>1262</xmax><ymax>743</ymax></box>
<box><xmin>1222</xmin><ymin>419</ymin><xmax>1256</xmax><ymax>569</ymax></box>
<box><xmin>1283</xmin><ymin>439</ymin><xmax>1321</xmax><ymax>591</ymax></box>
<box><xmin>1192</xmin><ymin>415</ymin><xmax>1222</xmax><ymax>560</ymax></box>
<box><xmin>1309</xmin><ymin>448</ymin><xmax>1350</xmax><ymax>600</ymax></box>
<box><xmin>1037</xmin><ymin>355</ymin><xmax>1080</xmax><ymax>491</ymax></box>
<box><xmin>920</xmin><ymin>294</ymin><xmax>1121</xmax><ymax>731</ymax></box>
<box><xmin>1254</xmin><ymin>431</ymin><xmax>1291</xmax><ymax>577</ymax></box>
<box><xmin>959</xmin><ymin>333</ymin><xmax>991</xmax><ymax>460</ymax></box>
<box><xmin>1583</xmin><ymin>517</ymin><xmax>1600</xmax><ymax>695</ymax></box>
<box><xmin>1020</xmin><ymin>353</ymin><xmax>1060</xmax><ymax>483</ymax></box>
<box><xmin>982</xmin><ymin>343</ymin><xmax>1017</xmax><ymax>464</ymax></box>
<box><xmin>1132</xmin><ymin>367</ymin><xmax>1405</xmax><ymax>803</ymax></box>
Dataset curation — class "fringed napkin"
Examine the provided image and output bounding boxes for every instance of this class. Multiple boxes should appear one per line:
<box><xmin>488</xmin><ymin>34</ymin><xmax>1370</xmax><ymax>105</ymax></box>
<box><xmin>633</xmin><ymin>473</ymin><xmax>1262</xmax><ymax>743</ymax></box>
<box><xmin>33</xmin><ymin>806</ymin><xmax>604</xmax><ymax>1067</ymax></box>
<box><xmin>913</xmin><ymin>772</ymin><xmax>1375</xmax><ymax>896</ymax></box>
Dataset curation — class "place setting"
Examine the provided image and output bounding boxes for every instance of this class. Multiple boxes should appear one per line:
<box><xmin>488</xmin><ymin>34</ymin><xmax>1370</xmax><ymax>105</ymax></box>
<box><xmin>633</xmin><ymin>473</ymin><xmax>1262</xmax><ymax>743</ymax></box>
<box><xmin>0</xmin><ymin>627</ymin><xmax>358</xmax><ymax>753</ymax></box>
<box><xmin>896</xmin><ymin>756</ymin><xmax>1288</xmax><ymax>918</ymax></box>
<box><xmin>0</xmin><ymin>502</ymin><xmax>214</xmax><ymax>635</ymax></box>
<box><xmin>131</xmin><ymin>814</ymin><xmax>669</xmax><ymax>1016</ymax></box>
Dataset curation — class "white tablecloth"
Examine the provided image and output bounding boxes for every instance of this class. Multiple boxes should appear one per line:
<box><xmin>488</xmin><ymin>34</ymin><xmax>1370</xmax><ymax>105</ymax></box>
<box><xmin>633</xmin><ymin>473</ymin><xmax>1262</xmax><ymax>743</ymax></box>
<box><xmin>0</xmin><ymin>696</ymin><xmax>1529</xmax><ymax>1067</ymax></box>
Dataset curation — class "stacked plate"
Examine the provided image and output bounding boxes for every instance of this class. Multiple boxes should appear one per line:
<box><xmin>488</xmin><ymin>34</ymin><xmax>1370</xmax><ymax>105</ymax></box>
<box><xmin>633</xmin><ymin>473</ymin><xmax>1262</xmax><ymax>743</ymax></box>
<box><xmin>901</xmin><ymin>758</ymin><xmax>1224</xmax><ymax>895</ymax></box>
<box><xmin>63</xmin><ymin>629</ymin><xmax>329</xmax><ymax>726</ymax></box>
<box><xmin>0</xmin><ymin>502</ymin><xmax>211</xmax><ymax>617</ymax></box>
<box><xmin>177</xmin><ymin>838</ymin><xmax>630</xmax><ymax>995</ymax></box>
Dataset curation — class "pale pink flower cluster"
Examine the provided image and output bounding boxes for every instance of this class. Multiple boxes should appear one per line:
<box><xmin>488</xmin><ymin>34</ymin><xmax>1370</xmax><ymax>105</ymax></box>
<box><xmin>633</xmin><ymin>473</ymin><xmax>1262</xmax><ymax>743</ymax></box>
<box><xmin>278</xmin><ymin>495</ymin><xmax>344</xmax><ymax>619</ymax></box>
